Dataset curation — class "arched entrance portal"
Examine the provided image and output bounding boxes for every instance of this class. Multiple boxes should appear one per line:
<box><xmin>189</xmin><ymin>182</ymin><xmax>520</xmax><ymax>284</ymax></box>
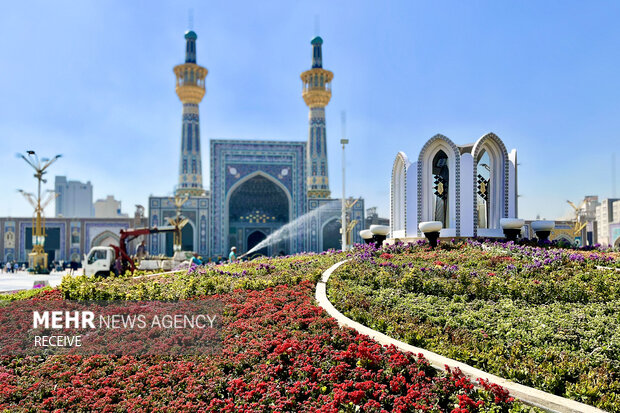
<box><xmin>322</xmin><ymin>219</ymin><xmax>341</xmax><ymax>251</ymax></box>
<box><xmin>247</xmin><ymin>230</ymin><xmax>268</xmax><ymax>257</ymax></box>
<box><xmin>227</xmin><ymin>174</ymin><xmax>290</xmax><ymax>256</ymax></box>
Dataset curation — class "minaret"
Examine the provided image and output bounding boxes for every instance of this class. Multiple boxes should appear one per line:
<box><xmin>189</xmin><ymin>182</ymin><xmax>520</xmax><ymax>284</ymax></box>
<box><xmin>301</xmin><ymin>36</ymin><xmax>333</xmax><ymax>198</ymax></box>
<box><xmin>173</xmin><ymin>30</ymin><xmax>208</xmax><ymax>196</ymax></box>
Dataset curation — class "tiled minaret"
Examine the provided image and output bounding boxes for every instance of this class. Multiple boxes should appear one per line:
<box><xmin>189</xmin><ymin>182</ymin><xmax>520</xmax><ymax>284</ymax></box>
<box><xmin>301</xmin><ymin>36</ymin><xmax>333</xmax><ymax>199</ymax></box>
<box><xmin>173</xmin><ymin>31</ymin><xmax>208</xmax><ymax>196</ymax></box>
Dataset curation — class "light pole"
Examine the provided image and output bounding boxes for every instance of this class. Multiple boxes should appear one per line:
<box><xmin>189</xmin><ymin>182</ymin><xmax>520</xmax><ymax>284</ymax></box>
<box><xmin>340</xmin><ymin>138</ymin><xmax>348</xmax><ymax>250</ymax></box>
<box><xmin>18</xmin><ymin>151</ymin><xmax>61</xmax><ymax>273</ymax></box>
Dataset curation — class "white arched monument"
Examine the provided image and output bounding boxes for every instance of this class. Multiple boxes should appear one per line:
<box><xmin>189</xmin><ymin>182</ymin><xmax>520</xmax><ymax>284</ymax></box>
<box><xmin>389</xmin><ymin>133</ymin><xmax>518</xmax><ymax>240</ymax></box>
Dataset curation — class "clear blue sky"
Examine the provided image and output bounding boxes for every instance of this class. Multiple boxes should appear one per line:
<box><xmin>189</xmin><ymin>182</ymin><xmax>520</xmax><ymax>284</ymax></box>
<box><xmin>1</xmin><ymin>0</ymin><xmax>619</xmax><ymax>220</ymax></box>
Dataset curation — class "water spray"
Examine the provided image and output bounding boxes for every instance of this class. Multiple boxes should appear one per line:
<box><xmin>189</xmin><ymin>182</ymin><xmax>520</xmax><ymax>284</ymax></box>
<box><xmin>238</xmin><ymin>203</ymin><xmax>334</xmax><ymax>259</ymax></box>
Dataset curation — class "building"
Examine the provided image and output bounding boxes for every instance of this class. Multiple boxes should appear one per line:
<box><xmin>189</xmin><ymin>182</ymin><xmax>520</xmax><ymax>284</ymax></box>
<box><xmin>148</xmin><ymin>32</ymin><xmax>364</xmax><ymax>259</ymax></box>
<box><xmin>1</xmin><ymin>215</ymin><xmax>146</xmax><ymax>264</ymax></box>
<box><xmin>94</xmin><ymin>195</ymin><xmax>128</xmax><ymax>218</ymax></box>
<box><xmin>365</xmin><ymin>207</ymin><xmax>389</xmax><ymax>228</ymax></box>
<box><xmin>581</xmin><ymin>195</ymin><xmax>600</xmax><ymax>246</ymax></box>
<box><xmin>389</xmin><ymin>133</ymin><xmax>518</xmax><ymax>240</ymax></box>
<box><xmin>54</xmin><ymin>176</ymin><xmax>93</xmax><ymax>217</ymax></box>
<box><xmin>596</xmin><ymin>198</ymin><xmax>620</xmax><ymax>246</ymax></box>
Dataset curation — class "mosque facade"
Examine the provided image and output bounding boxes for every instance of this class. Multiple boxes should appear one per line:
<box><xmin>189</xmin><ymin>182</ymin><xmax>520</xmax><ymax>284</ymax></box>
<box><xmin>149</xmin><ymin>31</ymin><xmax>364</xmax><ymax>259</ymax></box>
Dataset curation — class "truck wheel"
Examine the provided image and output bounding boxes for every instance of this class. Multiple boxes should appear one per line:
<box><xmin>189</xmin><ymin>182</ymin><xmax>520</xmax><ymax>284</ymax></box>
<box><xmin>95</xmin><ymin>271</ymin><xmax>110</xmax><ymax>278</ymax></box>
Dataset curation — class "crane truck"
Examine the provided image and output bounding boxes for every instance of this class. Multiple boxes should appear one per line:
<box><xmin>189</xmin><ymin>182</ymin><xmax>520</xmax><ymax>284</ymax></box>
<box><xmin>83</xmin><ymin>226</ymin><xmax>176</xmax><ymax>277</ymax></box>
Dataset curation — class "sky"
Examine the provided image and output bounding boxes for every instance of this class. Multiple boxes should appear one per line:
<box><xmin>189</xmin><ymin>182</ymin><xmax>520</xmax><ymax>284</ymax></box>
<box><xmin>1</xmin><ymin>0</ymin><xmax>619</xmax><ymax>220</ymax></box>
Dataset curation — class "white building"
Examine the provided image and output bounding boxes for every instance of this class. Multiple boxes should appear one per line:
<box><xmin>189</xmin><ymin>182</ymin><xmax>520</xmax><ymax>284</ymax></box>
<box><xmin>595</xmin><ymin>198</ymin><xmax>620</xmax><ymax>246</ymax></box>
<box><xmin>94</xmin><ymin>195</ymin><xmax>128</xmax><ymax>218</ymax></box>
<box><xmin>390</xmin><ymin>133</ymin><xmax>518</xmax><ymax>240</ymax></box>
<box><xmin>54</xmin><ymin>176</ymin><xmax>94</xmax><ymax>218</ymax></box>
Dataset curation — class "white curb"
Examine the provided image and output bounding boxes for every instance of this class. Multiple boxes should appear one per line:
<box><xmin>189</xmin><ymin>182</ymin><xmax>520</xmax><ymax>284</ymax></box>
<box><xmin>316</xmin><ymin>260</ymin><xmax>605</xmax><ymax>413</ymax></box>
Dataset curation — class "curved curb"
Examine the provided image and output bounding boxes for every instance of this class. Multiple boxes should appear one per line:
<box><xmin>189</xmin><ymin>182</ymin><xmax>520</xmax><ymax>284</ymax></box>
<box><xmin>316</xmin><ymin>260</ymin><xmax>604</xmax><ymax>413</ymax></box>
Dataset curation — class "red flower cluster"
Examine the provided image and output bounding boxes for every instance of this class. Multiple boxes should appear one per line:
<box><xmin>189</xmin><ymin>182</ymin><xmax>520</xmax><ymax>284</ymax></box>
<box><xmin>0</xmin><ymin>282</ymin><xmax>515</xmax><ymax>411</ymax></box>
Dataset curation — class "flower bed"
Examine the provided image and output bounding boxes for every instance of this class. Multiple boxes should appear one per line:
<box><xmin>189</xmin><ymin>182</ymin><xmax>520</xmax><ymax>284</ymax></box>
<box><xmin>328</xmin><ymin>241</ymin><xmax>620</xmax><ymax>412</ymax></box>
<box><xmin>0</xmin><ymin>254</ymin><xmax>531</xmax><ymax>412</ymax></box>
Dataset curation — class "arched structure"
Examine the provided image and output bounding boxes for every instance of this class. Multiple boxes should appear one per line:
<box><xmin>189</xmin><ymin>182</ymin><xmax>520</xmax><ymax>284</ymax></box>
<box><xmin>554</xmin><ymin>234</ymin><xmax>574</xmax><ymax>244</ymax></box>
<box><xmin>225</xmin><ymin>171</ymin><xmax>292</xmax><ymax>255</ymax></box>
<box><xmin>417</xmin><ymin>134</ymin><xmax>461</xmax><ymax>237</ymax></box>
<box><xmin>92</xmin><ymin>231</ymin><xmax>120</xmax><ymax>248</ymax></box>
<box><xmin>390</xmin><ymin>152</ymin><xmax>410</xmax><ymax>238</ymax></box>
<box><xmin>388</xmin><ymin>132</ymin><xmax>518</xmax><ymax>243</ymax></box>
<box><xmin>472</xmin><ymin>133</ymin><xmax>510</xmax><ymax>236</ymax></box>
<box><xmin>320</xmin><ymin>217</ymin><xmax>341</xmax><ymax>251</ymax></box>
<box><xmin>247</xmin><ymin>230</ymin><xmax>268</xmax><ymax>256</ymax></box>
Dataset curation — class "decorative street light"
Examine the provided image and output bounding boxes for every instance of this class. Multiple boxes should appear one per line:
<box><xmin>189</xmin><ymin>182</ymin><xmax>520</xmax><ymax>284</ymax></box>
<box><xmin>340</xmin><ymin>136</ymin><xmax>349</xmax><ymax>251</ymax></box>
<box><xmin>166</xmin><ymin>194</ymin><xmax>189</xmax><ymax>253</ymax></box>
<box><xmin>17</xmin><ymin>151</ymin><xmax>62</xmax><ymax>273</ymax></box>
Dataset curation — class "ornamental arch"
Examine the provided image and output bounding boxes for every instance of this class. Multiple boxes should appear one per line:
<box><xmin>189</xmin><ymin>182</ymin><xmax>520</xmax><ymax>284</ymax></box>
<box><xmin>472</xmin><ymin>133</ymin><xmax>510</xmax><ymax>235</ymax></box>
<box><xmin>417</xmin><ymin>134</ymin><xmax>461</xmax><ymax>236</ymax></box>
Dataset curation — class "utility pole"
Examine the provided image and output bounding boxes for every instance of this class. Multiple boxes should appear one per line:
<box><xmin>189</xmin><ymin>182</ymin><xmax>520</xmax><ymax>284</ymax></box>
<box><xmin>340</xmin><ymin>111</ymin><xmax>348</xmax><ymax>250</ymax></box>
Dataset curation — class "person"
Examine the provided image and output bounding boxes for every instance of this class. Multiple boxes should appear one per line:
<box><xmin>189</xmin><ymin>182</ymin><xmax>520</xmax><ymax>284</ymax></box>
<box><xmin>113</xmin><ymin>256</ymin><xmax>123</xmax><ymax>276</ymax></box>
<box><xmin>70</xmin><ymin>260</ymin><xmax>79</xmax><ymax>275</ymax></box>
<box><xmin>13</xmin><ymin>262</ymin><xmax>18</xmax><ymax>273</ymax></box>
<box><xmin>136</xmin><ymin>240</ymin><xmax>147</xmax><ymax>261</ymax></box>
<box><xmin>229</xmin><ymin>246</ymin><xmax>237</xmax><ymax>262</ymax></box>
<box><xmin>191</xmin><ymin>253</ymin><xmax>202</xmax><ymax>266</ymax></box>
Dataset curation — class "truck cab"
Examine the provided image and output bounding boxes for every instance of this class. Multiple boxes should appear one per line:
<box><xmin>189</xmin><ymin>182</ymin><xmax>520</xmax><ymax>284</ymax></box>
<box><xmin>83</xmin><ymin>246</ymin><xmax>115</xmax><ymax>277</ymax></box>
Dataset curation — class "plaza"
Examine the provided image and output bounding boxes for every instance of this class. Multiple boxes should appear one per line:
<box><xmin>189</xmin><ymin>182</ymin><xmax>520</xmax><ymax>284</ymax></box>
<box><xmin>0</xmin><ymin>2</ymin><xmax>619</xmax><ymax>411</ymax></box>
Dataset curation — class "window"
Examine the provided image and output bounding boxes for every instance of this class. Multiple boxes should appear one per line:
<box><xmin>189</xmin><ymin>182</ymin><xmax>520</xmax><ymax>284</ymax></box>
<box><xmin>87</xmin><ymin>249</ymin><xmax>107</xmax><ymax>264</ymax></box>
<box><xmin>432</xmin><ymin>150</ymin><xmax>449</xmax><ymax>228</ymax></box>
<box><xmin>476</xmin><ymin>151</ymin><xmax>491</xmax><ymax>228</ymax></box>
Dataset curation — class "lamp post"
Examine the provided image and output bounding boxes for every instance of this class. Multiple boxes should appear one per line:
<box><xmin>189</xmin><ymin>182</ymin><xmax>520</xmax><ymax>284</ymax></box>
<box><xmin>166</xmin><ymin>194</ymin><xmax>189</xmax><ymax>254</ymax></box>
<box><xmin>340</xmin><ymin>138</ymin><xmax>349</xmax><ymax>250</ymax></box>
<box><xmin>18</xmin><ymin>151</ymin><xmax>61</xmax><ymax>273</ymax></box>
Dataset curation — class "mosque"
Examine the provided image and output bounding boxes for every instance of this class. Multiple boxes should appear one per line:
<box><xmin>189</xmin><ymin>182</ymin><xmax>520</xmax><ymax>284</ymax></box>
<box><xmin>148</xmin><ymin>31</ymin><xmax>365</xmax><ymax>259</ymax></box>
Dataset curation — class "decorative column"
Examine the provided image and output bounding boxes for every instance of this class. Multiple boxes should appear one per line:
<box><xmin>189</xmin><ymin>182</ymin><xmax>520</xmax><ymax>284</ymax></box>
<box><xmin>173</xmin><ymin>31</ymin><xmax>208</xmax><ymax>197</ymax></box>
<box><xmin>301</xmin><ymin>36</ymin><xmax>333</xmax><ymax>199</ymax></box>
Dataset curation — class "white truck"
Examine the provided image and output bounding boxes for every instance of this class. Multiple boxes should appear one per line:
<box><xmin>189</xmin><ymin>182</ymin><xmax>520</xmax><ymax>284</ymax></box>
<box><xmin>82</xmin><ymin>226</ymin><xmax>177</xmax><ymax>277</ymax></box>
<box><xmin>83</xmin><ymin>246</ymin><xmax>116</xmax><ymax>277</ymax></box>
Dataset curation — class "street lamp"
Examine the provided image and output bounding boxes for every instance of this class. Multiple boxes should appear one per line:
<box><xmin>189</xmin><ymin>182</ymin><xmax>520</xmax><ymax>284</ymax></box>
<box><xmin>17</xmin><ymin>151</ymin><xmax>62</xmax><ymax>273</ymax></box>
<box><xmin>340</xmin><ymin>138</ymin><xmax>349</xmax><ymax>250</ymax></box>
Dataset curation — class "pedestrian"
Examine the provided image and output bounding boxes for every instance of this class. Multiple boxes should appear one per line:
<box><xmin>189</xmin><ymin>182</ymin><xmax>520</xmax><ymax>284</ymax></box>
<box><xmin>136</xmin><ymin>240</ymin><xmax>147</xmax><ymax>261</ymax></box>
<box><xmin>229</xmin><ymin>246</ymin><xmax>237</xmax><ymax>262</ymax></box>
<box><xmin>113</xmin><ymin>256</ymin><xmax>123</xmax><ymax>276</ymax></box>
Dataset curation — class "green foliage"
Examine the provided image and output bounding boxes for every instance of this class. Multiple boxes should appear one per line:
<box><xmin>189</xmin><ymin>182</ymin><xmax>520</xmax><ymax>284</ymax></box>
<box><xmin>328</xmin><ymin>242</ymin><xmax>620</xmax><ymax>412</ymax></box>
<box><xmin>61</xmin><ymin>254</ymin><xmax>340</xmax><ymax>301</ymax></box>
<box><xmin>0</xmin><ymin>287</ymin><xmax>52</xmax><ymax>301</ymax></box>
